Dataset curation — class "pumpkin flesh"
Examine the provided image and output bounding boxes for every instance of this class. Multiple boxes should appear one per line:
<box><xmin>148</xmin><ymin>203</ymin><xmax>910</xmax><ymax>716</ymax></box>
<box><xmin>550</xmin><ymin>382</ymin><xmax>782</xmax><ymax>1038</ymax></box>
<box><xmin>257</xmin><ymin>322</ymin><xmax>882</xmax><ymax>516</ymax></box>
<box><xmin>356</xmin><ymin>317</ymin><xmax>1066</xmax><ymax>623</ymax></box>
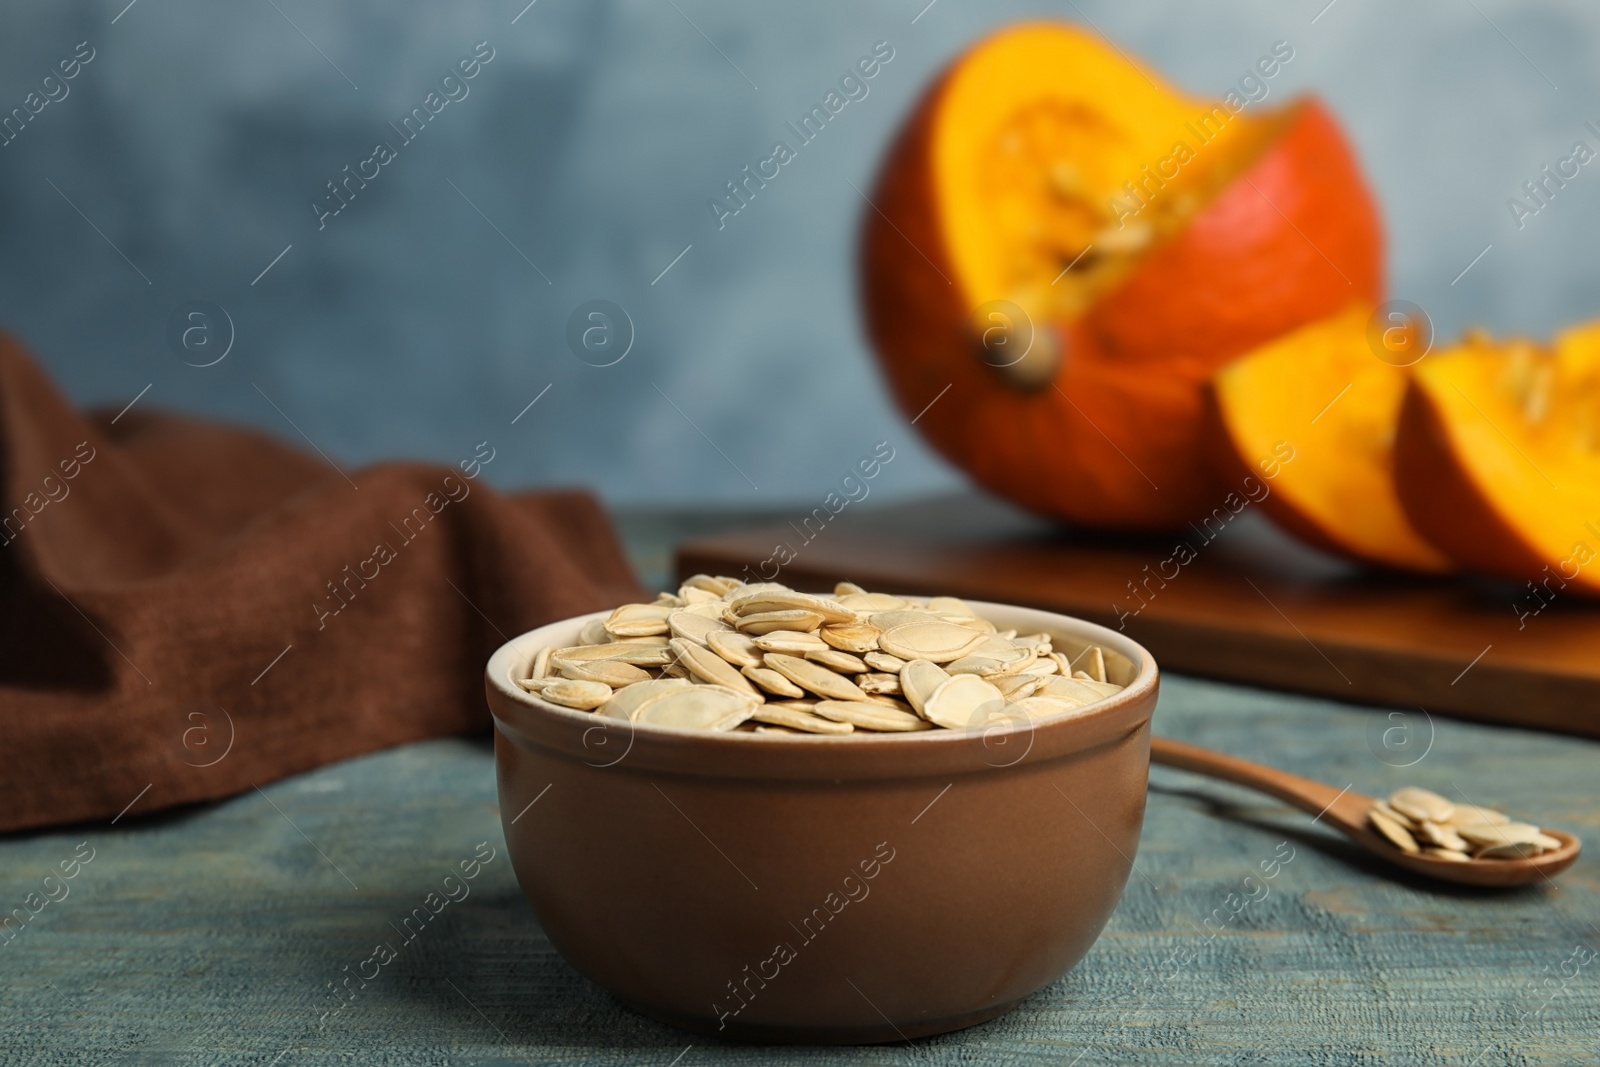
<box><xmin>1395</xmin><ymin>325</ymin><xmax>1600</xmax><ymax>592</ymax></box>
<box><xmin>934</xmin><ymin>27</ymin><xmax>1277</xmax><ymax>329</ymax></box>
<box><xmin>1209</xmin><ymin>305</ymin><xmax>1452</xmax><ymax>572</ymax></box>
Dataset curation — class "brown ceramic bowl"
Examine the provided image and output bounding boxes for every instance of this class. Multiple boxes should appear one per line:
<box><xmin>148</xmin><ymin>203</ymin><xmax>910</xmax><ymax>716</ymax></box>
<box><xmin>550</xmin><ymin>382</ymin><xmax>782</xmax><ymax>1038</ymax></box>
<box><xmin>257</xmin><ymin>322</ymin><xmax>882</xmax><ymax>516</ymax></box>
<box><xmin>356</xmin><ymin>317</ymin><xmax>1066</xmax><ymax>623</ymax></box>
<box><xmin>485</xmin><ymin>599</ymin><xmax>1158</xmax><ymax>1044</ymax></box>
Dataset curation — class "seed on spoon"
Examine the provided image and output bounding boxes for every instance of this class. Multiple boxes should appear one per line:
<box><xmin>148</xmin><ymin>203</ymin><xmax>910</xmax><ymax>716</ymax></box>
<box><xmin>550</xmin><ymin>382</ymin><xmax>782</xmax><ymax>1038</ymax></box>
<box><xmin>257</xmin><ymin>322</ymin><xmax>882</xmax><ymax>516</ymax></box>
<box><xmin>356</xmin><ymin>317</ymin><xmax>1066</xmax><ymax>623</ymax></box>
<box><xmin>1425</xmin><ymin>847</ymin><xmax>1471</xmax><ymax>863</ymax></box>
<box><xmin>1389</xmin><ymin>786</ymin><xmax>1454</xmax><ymax>824</ymax></box>
<box><xmin>1371</xmin><ymin>799</ymin><xmax>1417</xmax><ymax>830</ymax></box>
<box><xmin>1370</xmin><ymin>792</ymin><xmax>1562</xmax><ymax>862</ymax></box>
<box><xmin>1367</xmin><ymin>807</ymin><xmax>1420</xmax><ymax>854</ymax></box>
<box><xmin>1455</xmin><ymin>822</ymin><xmax>1545</xmax><ymax>849</ymax></box>
<box><xmin>1443</xmin><ymin>804</ymin><xmax>1509</xmax><ymax>827</ymax></box>
<box><xmin>1415</xmin><ymin>820</ymin><xmax>1469</xmax><ymax>852</ymax></box>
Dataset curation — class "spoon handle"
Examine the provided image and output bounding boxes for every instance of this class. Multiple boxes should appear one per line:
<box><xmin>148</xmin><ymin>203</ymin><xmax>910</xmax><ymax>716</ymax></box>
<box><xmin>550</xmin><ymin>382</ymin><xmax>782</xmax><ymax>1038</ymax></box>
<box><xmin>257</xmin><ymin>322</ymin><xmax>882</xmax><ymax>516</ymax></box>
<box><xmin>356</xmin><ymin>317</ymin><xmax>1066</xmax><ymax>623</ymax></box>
<box><xmin>1149</xmin><ymin>736</ymin><xmax>1360</xmax><ymax>823</ymax></box>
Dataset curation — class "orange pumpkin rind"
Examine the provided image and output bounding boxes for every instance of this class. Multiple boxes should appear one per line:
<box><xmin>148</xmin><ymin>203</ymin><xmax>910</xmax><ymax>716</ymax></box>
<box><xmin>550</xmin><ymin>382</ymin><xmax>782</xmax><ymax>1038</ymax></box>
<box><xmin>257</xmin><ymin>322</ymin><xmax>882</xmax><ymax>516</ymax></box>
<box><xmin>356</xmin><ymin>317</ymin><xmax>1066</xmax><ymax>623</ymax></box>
<box><xmin>860</xmin><ymin>21</ymin><xmax>1383</xmax><ymax>530</ymax></box>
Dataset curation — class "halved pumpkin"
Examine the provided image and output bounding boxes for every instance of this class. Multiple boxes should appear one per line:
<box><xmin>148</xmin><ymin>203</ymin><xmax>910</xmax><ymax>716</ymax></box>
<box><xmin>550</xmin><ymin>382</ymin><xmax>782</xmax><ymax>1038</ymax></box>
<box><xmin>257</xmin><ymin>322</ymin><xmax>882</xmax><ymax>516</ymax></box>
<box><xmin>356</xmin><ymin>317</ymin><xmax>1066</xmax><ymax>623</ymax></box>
<box><xmin>1396</xmin><ymin>324</ymin><xmax>1600</xmax><ymax>593</ymax></box>
<box><xmin>861</xmin><ymin>21</ymin><xmax>1383</xmax><ymax>528</ymax></box>
<box><xmin>1209</xmin><ymin>305</ymin><xmax>1452</xmax><ymax>571</ymax></box>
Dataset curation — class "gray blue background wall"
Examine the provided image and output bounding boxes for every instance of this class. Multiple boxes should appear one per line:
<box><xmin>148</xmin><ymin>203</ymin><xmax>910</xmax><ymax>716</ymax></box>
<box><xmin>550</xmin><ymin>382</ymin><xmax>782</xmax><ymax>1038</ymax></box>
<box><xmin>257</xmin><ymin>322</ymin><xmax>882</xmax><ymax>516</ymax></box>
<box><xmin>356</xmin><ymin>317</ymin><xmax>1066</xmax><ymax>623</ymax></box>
<box><xmin>0</xmin><ymin>0</ymin><xmax>1594</xmax><ymax>505</ymax></box>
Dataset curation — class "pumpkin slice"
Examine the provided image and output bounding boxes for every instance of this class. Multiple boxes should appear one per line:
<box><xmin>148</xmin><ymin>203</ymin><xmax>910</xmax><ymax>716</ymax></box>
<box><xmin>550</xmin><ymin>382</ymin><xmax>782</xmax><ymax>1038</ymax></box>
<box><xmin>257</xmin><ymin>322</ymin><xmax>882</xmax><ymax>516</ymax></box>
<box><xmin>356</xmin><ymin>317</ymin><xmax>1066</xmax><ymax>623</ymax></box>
<box><xmin>1395</xmin><ymin>324</ymin><xmax>1600</xmax><ymax>593</ymax></box>
<box><xmin>861</xmin><ymin>21</ymin><xmax>1382</xmax><ymax>529</ymax></box>
<box><xmin>1209</xmin><ymin>305</ymin><xmax>1452</xmax><ymax>571</ymax></box>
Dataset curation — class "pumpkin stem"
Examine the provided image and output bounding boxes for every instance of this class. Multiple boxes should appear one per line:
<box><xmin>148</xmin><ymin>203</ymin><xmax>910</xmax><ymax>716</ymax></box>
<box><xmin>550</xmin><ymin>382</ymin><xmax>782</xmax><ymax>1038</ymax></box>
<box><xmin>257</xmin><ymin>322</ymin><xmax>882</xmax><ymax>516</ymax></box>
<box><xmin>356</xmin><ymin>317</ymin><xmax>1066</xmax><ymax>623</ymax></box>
<box><xmin>972</xmin><ymin>300</ymin><xmax>1061</xmax><ymax>391</ymax></box>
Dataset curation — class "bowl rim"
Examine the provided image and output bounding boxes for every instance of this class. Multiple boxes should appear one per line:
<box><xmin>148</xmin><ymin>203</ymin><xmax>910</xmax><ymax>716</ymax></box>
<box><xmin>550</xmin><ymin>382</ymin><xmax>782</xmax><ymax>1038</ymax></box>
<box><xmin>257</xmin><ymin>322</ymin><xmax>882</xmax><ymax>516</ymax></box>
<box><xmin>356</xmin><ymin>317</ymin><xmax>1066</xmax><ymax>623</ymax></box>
<box><xmin>486</xmin><ymin>597</ymin><xmax>1158</xmax><ymax>780</ymax></box>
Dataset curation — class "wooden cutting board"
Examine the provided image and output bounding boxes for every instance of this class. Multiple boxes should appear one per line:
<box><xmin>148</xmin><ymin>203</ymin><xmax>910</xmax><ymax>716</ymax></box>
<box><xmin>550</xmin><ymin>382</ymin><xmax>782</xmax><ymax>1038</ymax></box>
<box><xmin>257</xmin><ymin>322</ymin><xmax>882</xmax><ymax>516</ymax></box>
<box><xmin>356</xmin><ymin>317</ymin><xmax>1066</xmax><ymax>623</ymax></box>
<box><xmin>675</xmin><ymin>493</ymin><xmax>1599</xmax><ymax>738</ymax></box>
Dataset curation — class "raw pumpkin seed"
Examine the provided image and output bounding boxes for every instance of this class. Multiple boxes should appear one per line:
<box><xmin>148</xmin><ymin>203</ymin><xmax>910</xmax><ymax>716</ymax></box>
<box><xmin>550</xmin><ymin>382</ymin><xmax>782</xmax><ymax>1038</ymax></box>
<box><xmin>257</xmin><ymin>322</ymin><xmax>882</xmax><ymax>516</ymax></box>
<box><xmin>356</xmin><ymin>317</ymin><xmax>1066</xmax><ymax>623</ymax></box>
<box><xmin>840</xmin><ymin>592</ymin><xmax>908</xmax><ymax>611</ymax></box>
<box><xmin>516</xmin><ymin>581</ymin><xmax>1129</xmax><ymax>741</ymax></box>
<box><xmin>605</xmin><ymin>603</ymin><xmax>672</xmax><ymax>638</ymax></box>
<box><xmin>1389</xmin><ymin>786</ymin><xmax>1454</xmax><ymax>824</ymax></box>
<box><xmin>1425</xmin><ymin>847</ymin><xmax>1471</xmax><ymax>862</ymax></box>
<box><xmin>735</xmin><ymin>609</ymin><xmax>828</xmax><ymax>635</ymax></box>
<box><xmin>668</xmin><ymin>638</ymin><xmax>760</xmax><ymax>697</ymax></box>
<box><xmin>1455</xmin><ymin>822</ymin><xmax>1545</xmax><ymax>848</ymax></box>
<box><xmin>634</xmin><ymin>685</ymin><xmax>757</xmax><ymax>731</ymax></box>
<box><xmin>878</xmin><ymin>621</ymin><xmax>989</xmax><ymax>663</ymax></box>
<box><xmin>559</xmin><ymin>660</ymin><xmax>652</xmax><ymax>687</ymax></box>
<box><xmin>681</xmin><ymin>573</ymin><xmax>740</xmax><ymax>596</ymax></box>
<box><xmin>752</xmin><ymin>630</ymin><xmax>830</xmax><ymax>654</ymax></box>
<box><xmin>550</xmin><ymin>642</ymin><xmax>674</xmax><ymax>668</ymax></box>
<box><xmin>764</xmin><ymin>653</ymin><xmax>870</xmax><ymax>702</ymax></box>
<box><xmin>598</xmin><ymin>678</ymin><xmax>690</xmax><ymax>720</ymax></box>
<box><xmin>1004</xmin><ymin>695</ymin><xmax>1089</xmax><ymax>721</ymax></box>
<box><xmin>810</xmin><ymin>701</ymin><xmax>935</xmax><ymax>732</ymax></box>
<box><xmin>529</xmin><ymin>645</ymin><xmax>552</xmax><ymax>681</ymax></box>
<box><xmin>856</xmin><ymin>672</ymin><xmax>902</xmax><ymax>696</ymax></box>
<box><xmin>750</xmin><ymin>704</ymin><xmax>854</xmax><ymax>734</ymax></box>
<box><xmin>1443</xmin><ymin>803</ymin><xmax>1509</xmax><ymax>827</ymax></box>
<box><xmin>926</xmin><ymin>596</ymin><xmax>974</xmax><ymax>617</ymax></box>
<box><xmin>666</xmin><ymin>610</ymin><xmax>731</xmax><ymax>645</ymax></box>
<box><xmin>1367</xmin><ymin>807</ymin><xmax>1420</xmax><ymax>853</ymax></box>
<box><xmin>705</xmin><ymin>629</ymin><xmax>764</xmax><ymax>669</ymax></box>
<box><xmin>1415</xmin><ymin>820</ymin><xmax>1469</xmax><ymax>852</ymax></box>
<box><xmin>863</xmin><ymin>651</ymin><xmax>906</xmax><ymax>674</ymax></box>
<box><xmin>899</xmin><ymin>659</ymin><xmax>951</xmax><ymax>716</ymax></box>
<box><xmin>729</xmin><ymin>591</ymin><xmax>855</xmax><ymax>624</ymax></box>
<box><xmin>819</xmin><ymin>623</ymin><xmax>882</xmax><ymax>654</ymax></box>
<box><xmin>869</xmin><ymin>610</ymin><xmax>948</xmax><ymax>631</ymax></box>
<box><xmin>540</xmin><ymin>679</ymin><xmax>614</xmax><ymax>711</ymax></box>
<box><xmin>1367</xmin><ymin>790</ymin><xmax>1562</xmax><ymax>863</ymax></box>
<box><xmin>806</xmin><ymin>648</ymin><xmax>868</xmax><ymax>674</ymax></box>
<box><xmin>741</xmin><ymin>665</ymin><xmax>806</xmax><ymax>698</ymax></box>
<box><xmin>993</xmin><ymin>675</ymin><xmax>1044</xmax><ymax>700</ymax></box>
<box><xmin>921</xmin><ymin>674</ymin><xmax>1005</xmax><ymax>730</ymax></box>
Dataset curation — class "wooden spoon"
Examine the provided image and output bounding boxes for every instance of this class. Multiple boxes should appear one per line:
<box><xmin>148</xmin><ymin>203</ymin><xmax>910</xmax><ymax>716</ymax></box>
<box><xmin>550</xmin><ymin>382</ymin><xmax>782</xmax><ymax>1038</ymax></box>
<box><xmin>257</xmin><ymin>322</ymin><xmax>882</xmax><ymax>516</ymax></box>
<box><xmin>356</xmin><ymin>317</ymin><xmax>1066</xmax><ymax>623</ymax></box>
<box><xmin>1150</xmin><ymin>736</ymin><xmax>1582</xmax><ymax>888</ymax></box>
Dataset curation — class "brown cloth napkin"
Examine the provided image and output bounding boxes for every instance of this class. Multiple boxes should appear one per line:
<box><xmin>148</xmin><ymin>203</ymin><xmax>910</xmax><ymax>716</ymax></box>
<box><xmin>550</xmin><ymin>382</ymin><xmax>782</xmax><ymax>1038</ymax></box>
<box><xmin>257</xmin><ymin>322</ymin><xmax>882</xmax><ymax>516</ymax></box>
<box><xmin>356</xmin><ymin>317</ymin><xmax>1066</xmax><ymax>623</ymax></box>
<box><xmin>0</xmin><ymin>334</ymin><xmax>645</xmax><ymax>833</ymax></box>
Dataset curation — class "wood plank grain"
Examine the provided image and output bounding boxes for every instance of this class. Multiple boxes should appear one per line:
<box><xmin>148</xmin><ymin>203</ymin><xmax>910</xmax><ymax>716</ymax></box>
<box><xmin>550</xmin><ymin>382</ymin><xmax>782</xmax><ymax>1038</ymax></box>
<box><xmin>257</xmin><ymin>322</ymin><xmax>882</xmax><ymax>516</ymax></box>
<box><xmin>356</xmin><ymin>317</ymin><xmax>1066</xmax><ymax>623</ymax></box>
<box><xmin>676</xmin><ymin>494</ymin><xmax>1600</xmax><ymax>738</ymax></box>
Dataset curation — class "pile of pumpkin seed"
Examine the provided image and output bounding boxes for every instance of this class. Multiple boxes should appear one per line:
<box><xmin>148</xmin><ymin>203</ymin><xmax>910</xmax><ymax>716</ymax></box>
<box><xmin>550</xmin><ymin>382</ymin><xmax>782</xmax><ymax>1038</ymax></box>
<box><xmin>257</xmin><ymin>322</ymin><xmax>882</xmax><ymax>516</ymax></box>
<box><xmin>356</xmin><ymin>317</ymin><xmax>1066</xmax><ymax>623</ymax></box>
<box><xmin>516</xmin><ymin>577</ymin><xmax>1124</xmax><ymax>734</ymax></box>
<box><xmin>1368</xmin><ymin>787</ymin><xmax>1563</xmax><ymax>862</ymax></box>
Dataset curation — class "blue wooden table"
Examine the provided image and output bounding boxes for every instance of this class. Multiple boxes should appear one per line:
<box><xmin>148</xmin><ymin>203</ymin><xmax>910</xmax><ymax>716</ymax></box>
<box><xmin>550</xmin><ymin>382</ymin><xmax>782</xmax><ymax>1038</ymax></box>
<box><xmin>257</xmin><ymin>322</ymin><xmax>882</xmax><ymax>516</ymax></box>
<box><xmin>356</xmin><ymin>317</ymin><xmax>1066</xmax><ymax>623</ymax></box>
<box><xmin>4</xmin><ymin>512</ymin><xmax>1597</xmax><ymax>1065</ymax></box>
